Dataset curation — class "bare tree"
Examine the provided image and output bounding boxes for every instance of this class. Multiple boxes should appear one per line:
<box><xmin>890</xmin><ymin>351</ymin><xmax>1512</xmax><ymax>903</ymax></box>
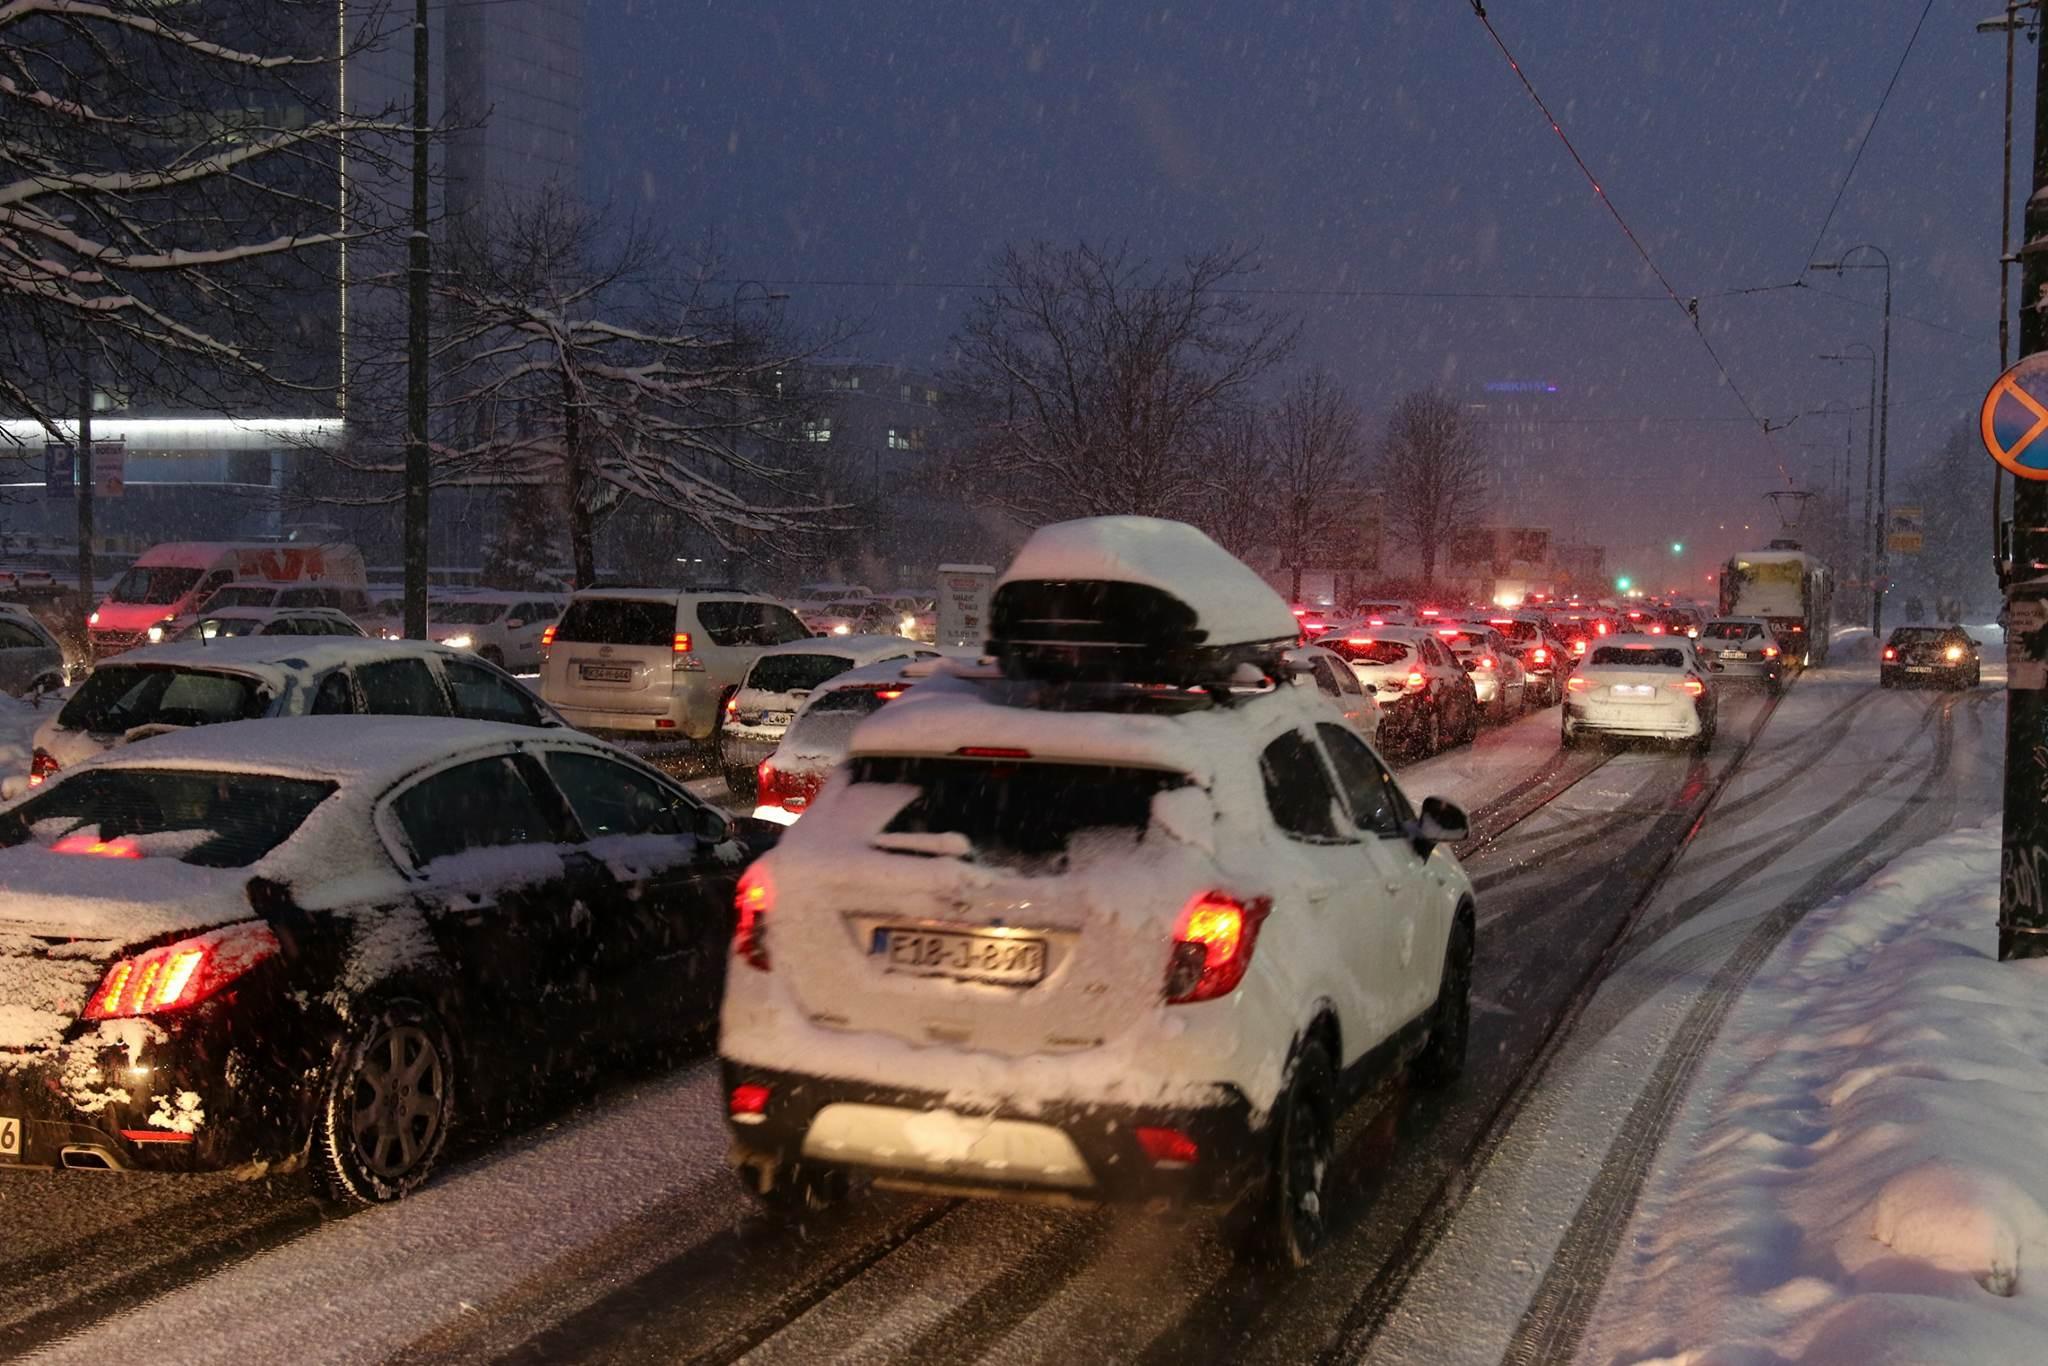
<box><xmin>341</xmin><ymin>187</ymin><xmax>845</xmax><ymax>584</ymax></box>
<box><xmin>949</xmin><ymin>240</ymin><xmax>1296</xmax><ymax>523</ymax></box>
<box><xmin>1266</xmin><ymin>370</ymin><xmax>1365</xmax><ymax>600</ymax></box>
<box><xmin>1190</xmin><ymin>405</ymin><xmax>1271</xmax><ymax>562</ymax></box>
<box><xmin>0</xmin><ymin>0</ymin><xmax>409</xmax><ymax>431</ymax></box>
<box><xmin>1376</xmin><ymin>388</ymin><xmax>1488</xmax><ymax>588</ymax></box>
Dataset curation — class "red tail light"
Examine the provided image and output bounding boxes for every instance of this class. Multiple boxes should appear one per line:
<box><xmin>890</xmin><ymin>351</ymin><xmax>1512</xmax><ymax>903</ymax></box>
<box><xmin>1346</xmin><ymin>636</ymin><xmax>1372</xmax><ymax>646</ymax></box>
<box><xmin>1164</xmin><ymin>892</ymin><xmax>1272</xmax><ymax>1004</ymax></box>
<box><xmin>1764</xmin><ymin>645</ymin><xmax>1781</xmax><ymax>659</ymax></box>
<box><xmin>734</xmin><ymin>865</ymin><xmax>772</xmax><ymax>970</ymax></box>
<box><xmin>1405</xmin><ymin>669</ymin><xmax>1427</xmax><ymax>691</ymax></box>
<box><xmin>28</xmin><ymin>748</ymin><xmax>58</xmax><ymax>787</ymax></box>
<box><xmin>540</xmin><ymin>624</ymin><xmax>557</xmax><ymax>648</ymax></box>
<box><xmin>1479</xmin><ymin>656</ymin><xmax>1497</xmax><ymax>670</ymax></box>
<box><xmin>729</xmin><ymin>1082</ymin><xmax>771</xmax><ymax>1123</ymax></box>
<box><xmin>83</xmin><ymin>922</ymin><xmax>279</xmax><ymax>1021</ymax></box>
<box><xmin>53</xmin><ymin>833</ymin><xmax>141</xmax><ymax>858</ymax></box>
<box><xmin>875</xmin><ymin>687</ymin><xmax>905</xmax><ymax>700</ymax></box>
<box><xmin>1595</xmin><ymin>622</ymin><xmax>1610</xmax><ymax>635</ymax></box>
<box><xmin>725</xmin><ymin>694</ymin><xmax>740</xmax><ymax>718</ymax></box>
<box><xmin>957</xmin><ymin>746</ymin><xmax>1032</xmax><ymax>759</ymax></box>
<box><xmin>1567</xmin><ymin>676</ymin><xmax>1590</xmax><ymax>693</ymax></box>
<box><xmin>1135</xmin><ymin>1125</ymin><xmax>1199</xmax><ymax>1166</ymax></box>
<box><xmin>672</xmin><ymin>632</ymin><xmax>694</xmax><ymax>654</ymax></box>
<box><xmin>1670</xmin><ymin>676</ymin><xmax>1706</xmax><ymax>697</ymax></box>
<box><xmin>1531</xmin><ymin>647</ymin><xmax>1548</xmax><ymax>664</ymax></box>
<box><xmin>1649</xmin><ymin>624</ymin><xmax>1666</xmax><ymax>635</ymax></box>
<box><xmin>1571</xmin><ymin>639</ymin><xmax>1587</xmax><ymax>656</ymax></box>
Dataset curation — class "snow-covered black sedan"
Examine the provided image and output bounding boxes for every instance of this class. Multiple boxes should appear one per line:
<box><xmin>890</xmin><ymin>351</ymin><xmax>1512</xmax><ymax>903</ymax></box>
<box><xmin>1879</xmin><ymin>625</ymin><xmax>1981</xmax><ymax>690</ymax></box>
<box><xmin>0</xmin><ymin>716</ymin><xmax>772</xmax><ymax>1204</ymax></box>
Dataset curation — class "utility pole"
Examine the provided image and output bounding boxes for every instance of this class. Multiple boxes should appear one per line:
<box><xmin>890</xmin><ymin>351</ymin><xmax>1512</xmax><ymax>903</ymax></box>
<box><xmin>2000</xmin><ymin>20</ymin><xmax>2048</xmax><ymax>961</ymax></box>
<box><xmin>1981</xmin><ymin>1</ymin><xmax>2031</xmax><ymax>583</ymax></box>
<box><xmin>75</xmin><ymin>357</ymin><xmax>93</xmax><ymax>612</ymax></box>
<box><xmin>403</xmin><ymin>0</ymin><xmax>430</xmax><ymax>640</ymax></box>
<box><xmin>1810</xmin><ymin>247</ymin><xmax>1891</xmax><ymax>632</ymax></box>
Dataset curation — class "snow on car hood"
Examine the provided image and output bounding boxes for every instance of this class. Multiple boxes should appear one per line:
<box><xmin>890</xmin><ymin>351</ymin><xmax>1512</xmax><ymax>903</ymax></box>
<box><xmin>998</xmin><ymin>516</ymin><xmax>1300</xmax><ymax>647</ymax></box>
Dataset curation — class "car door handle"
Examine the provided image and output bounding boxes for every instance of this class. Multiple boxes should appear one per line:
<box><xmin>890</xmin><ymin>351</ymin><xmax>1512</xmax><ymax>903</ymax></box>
<box><xmin>1384</xmin><ymin>882</ymin><xmax>1402</xmax><ymax>895</ymax></box>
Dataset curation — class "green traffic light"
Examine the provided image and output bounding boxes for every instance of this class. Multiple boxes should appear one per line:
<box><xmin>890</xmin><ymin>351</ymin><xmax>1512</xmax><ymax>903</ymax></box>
<box><xmin>1616</xmin><ymin>576</ymin><xmax>1633</xmax><ymax>591</ymax></box>
<box><xmin>1670</xmin><ymin>542</ymin><xmax>1684</xmax><ymax>554</ymax></box>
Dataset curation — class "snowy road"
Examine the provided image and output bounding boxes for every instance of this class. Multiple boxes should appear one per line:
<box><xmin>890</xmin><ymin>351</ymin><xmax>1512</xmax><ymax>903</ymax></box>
<box><xmin>0</xmin><ymin>658</ymin><xmax>1992</xmax><ymax>1364</ymax></box>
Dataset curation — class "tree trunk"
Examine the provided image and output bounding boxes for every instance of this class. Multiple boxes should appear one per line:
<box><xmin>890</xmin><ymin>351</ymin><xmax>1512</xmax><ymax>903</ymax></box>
<box><xmin>1290</xmin><ymin>560</ymin><xmax>1302</xmax><ymax>602</ymax></box>
<box><xmin>1421</xmin><ymin>539</ymin><xmax>1436</xmax><ymax>591</ymax></box>
<box><xmin>561</xmin><ymin>375</ymin><xmax>595</xmax><ymax>586</ymax></box>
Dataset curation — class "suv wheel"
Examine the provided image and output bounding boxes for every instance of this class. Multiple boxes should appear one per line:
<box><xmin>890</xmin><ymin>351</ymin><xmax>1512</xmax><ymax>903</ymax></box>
<box><xmin>741</xmin><ymin>1158</ymin><xmax>848</xmax><ymax>1218</ymax></box>
<box><xmin>311</xmin><ymin>999</ymin><xmax>457</xmax><ymax>1207</ymax></box>
<box><xmin>1252</xmin><ymin>1039</ymin><xmax>1336</xmax><ymax>1268</ymax></box>
<box><xmin>1416</xmin><ymin>708</ymin><xmax>1442</xmax><ymax>759</ymax></box>
<box><xmin>1412</xmin><ymin>912</ymin><xmax>1472</xmax><ymax>1088</ymax></box>
<box><xmin>478</xmin><ymin>646</ymin><xmax>505</xmax><ymax>668</ymax></box>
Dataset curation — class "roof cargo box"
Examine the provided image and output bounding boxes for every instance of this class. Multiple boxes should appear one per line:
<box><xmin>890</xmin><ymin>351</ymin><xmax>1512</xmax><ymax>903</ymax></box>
<box><xmin>988</xmin><ymin>517</ymin><xmax>1299</xmax><ymax>685</ymax></box>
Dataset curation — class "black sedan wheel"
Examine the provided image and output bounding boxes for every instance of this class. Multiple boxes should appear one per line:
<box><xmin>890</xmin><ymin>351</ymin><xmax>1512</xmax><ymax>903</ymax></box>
<box><xmin>312</xmin><ymin>1000</ymin><xmax>457</xmax><ymax>1207</ymax></box>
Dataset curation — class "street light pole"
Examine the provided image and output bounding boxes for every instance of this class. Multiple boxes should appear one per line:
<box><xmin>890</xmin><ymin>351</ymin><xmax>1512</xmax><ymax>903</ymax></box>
<box><xmin>2001</xmin><ymin>20</ymin><xmax>2048</xmax><ymax>960</ymax></box>
<box><xmin>1810</xmin><ymin>246</ymin><xmax>1892</xmax><ymax>635</ymax></box>
<box><xmin>1820</xmin><ymin>345</ymin><xmax>1877</xmax><ymax>620</ymax></box>
<box><xmin>1979</xmin><ymin>1</ymin><xmax>2032</xmax><ymax>584</ymax></box>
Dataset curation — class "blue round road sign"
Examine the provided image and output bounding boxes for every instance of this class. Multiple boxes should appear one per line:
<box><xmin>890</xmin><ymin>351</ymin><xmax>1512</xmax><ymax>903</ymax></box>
<box><xmin>1982</xmin><ymin>353</ymin><xmax>2048</xmax><ymax>481</ymax></box>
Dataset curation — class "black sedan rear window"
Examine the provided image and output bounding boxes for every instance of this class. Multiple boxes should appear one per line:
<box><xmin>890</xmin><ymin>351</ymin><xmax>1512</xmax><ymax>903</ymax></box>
<box><xmin>57</xmin><ymin>667</ymin><xmax>268</xmax><ymax>734</ymax></box>
<box><xmin>1888</xmin><ymin>628</ymin><xmax>1963</xmax><ymax>645</ymax></box>
<box><xmin>1700</xmin><ymin>622</ymin><xmax>1756</xmax><ymax>641</ymax></box>
<box><xmin>748</xmin><ymin>653</ymin><xmax>859</xmax><ymax>694</ymax></box>
<box><xmin>0</xmin><ymin>770</ymin><xmax>336</xmax><ymax>867</ymax></box>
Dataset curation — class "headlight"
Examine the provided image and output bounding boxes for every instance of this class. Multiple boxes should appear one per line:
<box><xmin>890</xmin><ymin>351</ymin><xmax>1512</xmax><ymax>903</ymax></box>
<box><xmin>831</xmin><ymin>623</ymin><xmax>851</xmax><ymax>635</ymax></box>
<box><xmin>443</xmin><ymin>634</ymin><xmax>474</xmax><ymax>650</ymax></box>
<box><xmin>145</xmin><ymin>624</ymin><xmax>165</xmax><ymax>643</ymax></box>
<box><xmin>1945</xmin><ymin>644</ymin><xmax>1965</xmax><ymax>662</ymax></box>
<box><xmin>900</xmin><ymin>615</ymin><xmax>917</xmax><ymax>635</ymax></box>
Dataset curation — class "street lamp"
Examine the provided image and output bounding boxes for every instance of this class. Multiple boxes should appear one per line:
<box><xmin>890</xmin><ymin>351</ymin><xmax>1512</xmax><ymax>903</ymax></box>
<box><xmin>1977</xmin><ymin>2</ymin><xmax>2032</xmax><ymax>584</ymax></box>
<box><xmin>1808</xmin><ymin>245</ymin><xmax>1891</xmax><ymax>634</ymax></box>
<box><xmin>1819</xmin><ymin>343</ymin><xmax>1878</xmax><ymax>626</ymax></box>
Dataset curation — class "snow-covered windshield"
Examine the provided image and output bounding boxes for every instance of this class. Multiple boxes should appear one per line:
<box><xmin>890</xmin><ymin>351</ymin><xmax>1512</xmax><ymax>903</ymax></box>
<box><xmin>0</xmin><ymin>769</ymin><xmax>335</xmax><ymax>868</ymax></box>
<box><xmin>57</xmin><ymin>667</ymin><xmax>268</xmax><ymax>733</ymax></box>
<box><xmin>851</xmin><ymin>755</ymin><xmax>1188</xmax><ymax>865</ymax></box>
<box><xmin>434</xmin><ymin>602</ymin><xmax>509</xmax><ymax>625</ymax></box>
<box><xmin>110</xmin><ymin>565</ymin><xmax>202</xmax><ymax>605</ymax></box>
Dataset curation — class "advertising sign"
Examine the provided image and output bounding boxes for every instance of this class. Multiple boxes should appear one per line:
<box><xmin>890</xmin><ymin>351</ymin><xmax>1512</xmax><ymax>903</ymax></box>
<box><xmin>43</xmin><ymin>439</ymin><xmax>125</xmax><ymax>497</ymax></box>
<box><xmin>1886</xmin><ymin>505</ymin><xmax>1924</xmax><ymax>555</ymax></box>
<box><xmin>935</xmin><ymin>563</ymin><xmax>997</xmax><ymax>650</ymax></box>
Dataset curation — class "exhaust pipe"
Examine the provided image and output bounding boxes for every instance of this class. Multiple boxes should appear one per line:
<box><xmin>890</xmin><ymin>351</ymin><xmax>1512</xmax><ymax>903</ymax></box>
<box><xmin>59</xmin><ymin>1145</ymin><xmax>124</xmax><ymax>1171</ymax></box>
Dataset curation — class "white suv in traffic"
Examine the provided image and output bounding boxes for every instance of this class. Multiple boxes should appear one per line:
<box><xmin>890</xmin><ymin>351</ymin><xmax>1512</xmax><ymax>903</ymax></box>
<box><xmin>718</xmin><ymin>518</ymin><xmax>1476</xmax><ymax>1264</ymax></box>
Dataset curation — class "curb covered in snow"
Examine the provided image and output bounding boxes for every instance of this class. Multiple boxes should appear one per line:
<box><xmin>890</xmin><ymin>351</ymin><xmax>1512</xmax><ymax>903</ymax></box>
<box><xmin>1588</xmin><ymin>820</ymin><xmax>2048</xmax><ymax>1364</ymax></box>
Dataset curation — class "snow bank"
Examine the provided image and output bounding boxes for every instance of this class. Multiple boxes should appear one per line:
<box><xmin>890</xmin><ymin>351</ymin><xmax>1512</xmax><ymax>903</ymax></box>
<box><xmin>1589</xmin><ymin>821</ymin><xmax>2048</xmax><ymax>1364</ymax></box>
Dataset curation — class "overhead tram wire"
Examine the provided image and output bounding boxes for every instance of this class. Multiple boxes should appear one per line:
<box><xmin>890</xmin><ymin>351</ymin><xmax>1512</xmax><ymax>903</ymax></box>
<box><xmin>1801</xmin><ymin>0</ymin><xmax>1940</xmax><ymax>268</ymax></box>
<box><xmin>1462</xmin><ymin>1</ymin><xmax>1790</xmax><ymax>482</ymax></box>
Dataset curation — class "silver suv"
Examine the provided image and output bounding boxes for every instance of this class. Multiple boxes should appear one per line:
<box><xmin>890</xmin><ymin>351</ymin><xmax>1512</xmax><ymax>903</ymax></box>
<box><xmin>538</xmin><ymin>590</ymin><xmax>811</xmax><ymax>741</ymax></box>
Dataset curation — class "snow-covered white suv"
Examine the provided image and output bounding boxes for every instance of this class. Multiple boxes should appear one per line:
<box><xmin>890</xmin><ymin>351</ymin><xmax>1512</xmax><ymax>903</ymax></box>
<box><xmin>719</xmin><ymin>518</ymin><xmax>1477</xmax><ymax>1264</ymax></box>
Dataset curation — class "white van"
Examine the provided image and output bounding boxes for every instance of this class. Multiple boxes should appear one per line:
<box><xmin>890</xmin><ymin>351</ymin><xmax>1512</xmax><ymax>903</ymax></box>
<box><xmin>88</xmin><ymin>541</ymin><xmax>368</xmax><ymax>657</ymax></box>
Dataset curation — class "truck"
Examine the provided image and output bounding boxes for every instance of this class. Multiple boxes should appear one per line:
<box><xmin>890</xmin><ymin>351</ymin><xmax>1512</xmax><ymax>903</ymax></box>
<box><xmin>88</xmin><ymin>540</ymin><xmax>368</xmax><ymax>657</ymax></box>
<box><xmin>1718</xmin><ymin>543</ymin><xmax>1832</xmax><ymax>667</ymax></box>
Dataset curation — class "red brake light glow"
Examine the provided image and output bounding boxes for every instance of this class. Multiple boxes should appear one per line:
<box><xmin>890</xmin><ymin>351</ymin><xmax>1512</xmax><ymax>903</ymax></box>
<box><xmin>53</xmin><ymin>833</ymin><xmax>141</xmax><ymax>859</ymax></box>
<box><xmin>734</xmin><ymin>866</ymin><xmax>772</xmax><ymax>970</ymax></box>
<box><xmin>1405</xmin><ymin>669</ymin><xmax>1426</xmax><ymax>690</ymax></box>
<box><xmin>1531</xmin><ymin>647</ymin><xmax>1548</xmax><ymax>664</ymax></box>
<box><xmin>957</xmin><ymin>746</ymin><xmax>1032</xmax><ymax>759</ymax></box>
<box><xmin>28</xmin><ymin>748</ymin><xmax>59</xmax><ymax>787</ymax></box>
<box><xmin>1347</xmin><ymin>636</ymin><xmax>1372</xmax><ymax>646</ymax></box>
<box><xmin>1437</xmin><ymin>627</ymin><xmax>1461</xmax><ymax>638</ymax></box>
<box><xmin>1135</xmin><ymin>1125</ymin><xmax>1199</xmax><ymax>1166</ymax></box>
<box><xmin>1595</xmin><ymin>622</ymin><xmax>1610</xmax><ymax>635</ymax></box>
<box><xmin>1164</xmin><ymin>892</ymin><xmax>1272</xmax><ymax>1004</ymax></box>
<box><xmin>729</xmin><ymin>1082</ymin><xmax>772</xmax><ymax>1123</ymax></box>
<box><xmin>1479</xmin><ymin>656</ymin><xmax>1497</xmax><ymax>670</ymax></box>
<box><xmin>672</xmin><ymin>632</ymin><xmax>694</xmax><ymax>653</ymax></box>
<box><xmin>1765</xmin><ymin>645</ymin><xmax>1782</xmax><ymax>659</ymax></box>
<box><xmin>83</xmin><ymin>922</ymin><xmax>280</xmax><ymax>1021</ymax></box>
<box><xmin>1670</xmin><ymin>676</ymin><xmax>1706</xmax><ymax>697</ymax></box>
<box><xmin>1567</xmin><ymin>676</ymin><xmax>1590</xmax><ymax>693</ymax></box>
<box><xmin>540</xmin><ymin>624</ymin><xmax>557</xmax><ymax>647</ymax></box>
<box><xmin>875</xmin><ymin>687</ymin><xmax>905</xmax><ymax>700</ymax></box>
<box><xmin>725</xmin><ymin>694</ymin><xmax>740</xmax><ymax>718</ymax></box>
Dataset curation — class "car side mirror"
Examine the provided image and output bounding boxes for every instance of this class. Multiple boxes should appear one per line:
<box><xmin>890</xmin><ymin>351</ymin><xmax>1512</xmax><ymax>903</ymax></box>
<box><xmin>506</xmin><ymin>619</ymin><xmax>525</xmax><ymax>630</ymax></box>
<box><xmin>1410</xmin><ymin>796</ymin><xmax>1470</xmax><ymax>852</ymax></box>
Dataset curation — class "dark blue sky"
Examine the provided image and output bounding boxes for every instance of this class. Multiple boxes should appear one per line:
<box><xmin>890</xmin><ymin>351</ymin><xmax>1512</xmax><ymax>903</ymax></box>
<box><xmin>586</xmin><ymin>1</ymin><xmax>2013</xmax><ymax>582</ymax></box>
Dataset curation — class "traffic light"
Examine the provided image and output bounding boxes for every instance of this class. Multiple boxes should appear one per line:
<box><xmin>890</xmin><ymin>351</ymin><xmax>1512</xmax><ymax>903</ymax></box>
<box><xmin>1616</xmin><ymin>575</ymin><xmax>1633</xmax><ymax>592</ymax></box>
<box><xmin>1670</xmin><ymin>542</ymin><xmax>1684</xmax><ymax>554</ymax></box>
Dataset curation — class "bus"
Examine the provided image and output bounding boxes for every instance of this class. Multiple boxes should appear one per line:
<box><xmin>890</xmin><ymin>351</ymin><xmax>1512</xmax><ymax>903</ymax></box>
<box><xmin>1718</xmin><ymin>543</ymin><xmax>1832</xmax><ymax>666</ymax></box>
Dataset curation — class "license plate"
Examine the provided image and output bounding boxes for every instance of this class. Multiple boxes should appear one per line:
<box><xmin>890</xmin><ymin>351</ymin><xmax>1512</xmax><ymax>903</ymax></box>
<box><xmin>1720</xmin><ymin>650</ymin><xmax>1746</xmax><ymax>659</ymax></box>
<box><xmin>762</xmin><ymin>711</ymin><xmax>794</xmax><ymax>727</ymax></box>
<box><xmin>579</xmin><ymin>663</ymin><xmax>633</xmax><ymax>683</ymax></box>
<box><xmin>1612</xmin><ymin>684</ymin><xmax>1656</xmax><ymax>698</ymax></box>
<box><xmin>1905</xmin><ymin>665</ymin><xmax>1932</xmax><ymax>673</ymax></box>
<box><xmin>0</xmin><ymin>1114</ymin><xmax>19</xmax><ymax>1160</ymax></box>
<box><xmin>872</xmin><ymin>927</ymin><xmax>1048</xmax><ymax>986</ymax></box>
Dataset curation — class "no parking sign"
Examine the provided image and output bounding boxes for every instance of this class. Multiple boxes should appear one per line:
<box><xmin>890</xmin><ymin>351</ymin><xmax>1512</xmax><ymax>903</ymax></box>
<box><xmin>1982</xmin><ymin>353</ymin><xmax>2048</xmax><ymax>480</ymax></box>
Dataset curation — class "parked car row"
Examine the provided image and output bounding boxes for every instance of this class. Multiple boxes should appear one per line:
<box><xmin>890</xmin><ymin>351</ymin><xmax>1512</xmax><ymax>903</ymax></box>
<box><xmin>1</xmin><ymin>517</ymin><xmax>1476</xmax><ymax>1269</ymax></box>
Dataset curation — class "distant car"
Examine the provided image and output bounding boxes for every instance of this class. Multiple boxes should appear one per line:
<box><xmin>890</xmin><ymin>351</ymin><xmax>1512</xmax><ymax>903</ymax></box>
<box><xmin>0</xmin><ymin>605</ymin><xmax>67</xmax><ymax>698</ymax></box>
<box><xmin>539</xmin><ymin>590</ymin><xmax>811</xmax><ymax>742</ymax></box>
<box><xmin>1314</xmin><ymin>626</ymin><xmax>1479</xmax><ymax>758</ymax></box>
<box><xmin>25</xmin><ymin>637</ymin><xmax>560</xmax><ymax>791</ymax></box>
<box><xmin>0</xmin><ymin>715</ymin><xmax>775</xmax><ymax>1203</ymax></box>
<box><xmin>1480</xmin><ymin>613</ymin><xmax>1567</xmax><ymax>706</ymax></box>
<box><xmin>1287</xmin><ymin>645</ymin><xmax>1385</xmax><ymax>746</ymax></box>
<box><xmin>424</xmin><ymin>593</ymin><xmax>566</xmax><ymax>672</ymax></box>
<box><xmin>1562</xmin><ymin>635</ymin><xmax>1719</xmax><ymax>752</ymax></box>
<box><xmin>1438</xmin><ymin>625</ymin><xmax>1527</xmax><ymax>722</ymax></box>
<box><xmin>1881</xmin><ymin>625</ymin><xmax>1980</xmax><ymax>690</ymax></box>
<box><xmin>717</xmin><ymin>634</ymin><xmax>932</xmax><ymax>796</ymax></box>
<box><xmin>1697</xmin><ymin>617</ymin><xmax>1784</xmax><ymax>691</ymax></box>
<box><xmin>752</xmin><ymin>658</ymin><xmax>925</xmax><ymax>824</ymax></box>
<box><xmin>1351</xmin><ymin>599</ymin><xmax>1414</xmax><ymax>625</ymax></box>
<box><xmin>174</xmin><ymin>607</ymin><xmax>368</xmax><ymax>642</ymax></box>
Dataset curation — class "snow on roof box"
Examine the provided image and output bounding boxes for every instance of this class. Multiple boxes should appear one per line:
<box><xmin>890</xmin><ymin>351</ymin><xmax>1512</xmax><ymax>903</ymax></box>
<box><xmin>990</xmin><ymin>517</ymin><xmax>1299</xmax><ymax>685</ymax></box>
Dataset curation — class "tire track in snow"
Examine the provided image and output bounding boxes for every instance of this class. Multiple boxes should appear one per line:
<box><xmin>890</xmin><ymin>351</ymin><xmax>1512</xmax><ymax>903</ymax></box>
<box><xmin>1496</xmin><ymin>695</ymin><xmax>1957</xmax><ymax>1366</ymax></box>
